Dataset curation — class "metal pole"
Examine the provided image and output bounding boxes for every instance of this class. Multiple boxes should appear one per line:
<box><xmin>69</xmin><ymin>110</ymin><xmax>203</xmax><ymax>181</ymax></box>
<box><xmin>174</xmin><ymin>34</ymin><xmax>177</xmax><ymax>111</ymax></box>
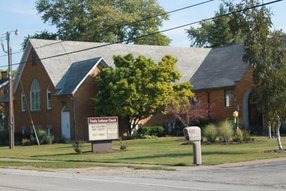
<box><xmin>7</xmin><ymin>32</ymin><xmax>15</xmax><ymax>149</ymax></box>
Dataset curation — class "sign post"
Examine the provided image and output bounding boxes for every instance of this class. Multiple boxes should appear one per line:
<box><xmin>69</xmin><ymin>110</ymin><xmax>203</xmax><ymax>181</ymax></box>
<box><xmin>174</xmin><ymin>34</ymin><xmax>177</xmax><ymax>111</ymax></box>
<box><xmin>87</xmin><ymin>116</ymin><xmax>119</xmax><ymax>153</ymax></box>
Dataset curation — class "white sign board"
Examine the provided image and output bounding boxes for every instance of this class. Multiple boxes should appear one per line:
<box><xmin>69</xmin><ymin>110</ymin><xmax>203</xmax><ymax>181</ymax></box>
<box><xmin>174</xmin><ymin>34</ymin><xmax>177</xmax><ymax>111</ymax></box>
<box><xmin>88</xmin><ymin>116</ymin><xmax>119</xmax><ymax>141</ymax></box>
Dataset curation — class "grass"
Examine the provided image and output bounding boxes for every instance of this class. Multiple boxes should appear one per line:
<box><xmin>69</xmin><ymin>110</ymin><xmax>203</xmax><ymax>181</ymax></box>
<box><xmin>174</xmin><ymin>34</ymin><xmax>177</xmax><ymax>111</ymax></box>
<box><xmin>0</xmin><ymin>136</ymin><xmax>285</xmax><ymax>169</ymax></box>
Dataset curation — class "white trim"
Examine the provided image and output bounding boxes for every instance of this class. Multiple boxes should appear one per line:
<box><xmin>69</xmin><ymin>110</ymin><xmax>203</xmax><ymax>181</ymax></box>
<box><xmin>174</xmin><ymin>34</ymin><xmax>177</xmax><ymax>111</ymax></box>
<box><xmin>71</xmin><ymin>57</ymin><xmax>110</xmax><ymax>95</ymax></box>
<box><xmin>30</xmin><ymin>79</ymin><xmax>41</xmax><ymax>111</ymax></box>
<box><xmin>13</xmin><ymin>43</ymin><xmax>32</xmax><ymax>93</ymax></box>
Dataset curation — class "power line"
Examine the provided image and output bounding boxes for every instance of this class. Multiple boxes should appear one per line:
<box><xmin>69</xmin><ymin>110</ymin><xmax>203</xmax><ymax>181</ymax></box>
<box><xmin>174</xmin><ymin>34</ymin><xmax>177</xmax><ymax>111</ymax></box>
<box><xmin>106</xmin><ymin>0</ymin><xmax>215</xmax><ymax>30</ymax></box>
<box><xmin>0</xmin><ymin>0</ymin><xmax>215</xmax><ymax>63</ymax></box>
<box><xmin>0</xmin><ymin>41</ymin><xmax>64</xmax><ymax>59</ymax></box>
<box><xmin>0</xmin><ymin>0</ymin><xmax>283</xmax><ymax>69</ymax></box>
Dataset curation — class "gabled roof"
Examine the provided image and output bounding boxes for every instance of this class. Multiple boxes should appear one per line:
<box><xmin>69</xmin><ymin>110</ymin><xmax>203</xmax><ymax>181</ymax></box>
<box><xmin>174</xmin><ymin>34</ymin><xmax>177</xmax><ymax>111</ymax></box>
<box><xmin>56</xmin><ymin>57</ymin><xmax>107</xmax><ymax>95</ymax></box>
<box><xmin>15</xmin><ymin>39</ymin><xmax>249</xmax><ymax>95</ymax></box>
<box><xmin>27</xmin><ymin>39</ymin><xmax>211</xmax><ymax>85</ymax></box>
<box><xmin>190</xmin><ymin>44</ymin><xmax>248</xmax><ymax>90</ymax></box>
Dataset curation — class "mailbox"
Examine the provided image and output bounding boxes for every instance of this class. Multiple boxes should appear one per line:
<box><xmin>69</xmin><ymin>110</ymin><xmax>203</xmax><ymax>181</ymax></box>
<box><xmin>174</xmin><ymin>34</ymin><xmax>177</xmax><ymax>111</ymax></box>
<box><xmin>183</xmin><ymin>126</ymin><xmax>202</xmax><ymax>166</ymax></box>
<box><xmin>183</xmin><ymin>126</ymin><xmax>201</xmax><ymax>141</ymax></box>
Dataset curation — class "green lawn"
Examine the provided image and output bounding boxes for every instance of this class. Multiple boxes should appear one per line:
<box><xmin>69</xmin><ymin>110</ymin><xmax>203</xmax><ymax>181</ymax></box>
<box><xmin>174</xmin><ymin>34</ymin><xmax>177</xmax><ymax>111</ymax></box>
<box><xmin>0</xmin><ymin>136</ymin><xmax>285</xmax><ymax>169</ymax></box>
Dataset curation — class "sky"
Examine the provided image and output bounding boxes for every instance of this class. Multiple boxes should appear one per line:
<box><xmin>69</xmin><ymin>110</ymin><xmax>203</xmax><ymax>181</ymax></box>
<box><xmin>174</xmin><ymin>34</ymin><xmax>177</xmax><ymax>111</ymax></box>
<box><xmin>0</xmin><ymin>0</ymin><xmax>285</xmax><ymax>70</ymax></box>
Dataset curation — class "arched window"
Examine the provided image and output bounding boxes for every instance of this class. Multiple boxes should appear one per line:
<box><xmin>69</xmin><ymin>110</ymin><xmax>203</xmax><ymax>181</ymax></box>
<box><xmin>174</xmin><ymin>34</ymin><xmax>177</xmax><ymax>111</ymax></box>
<box><xmin>47</xmin><ymin>87</ymin><xmax>52</xmax><ymax>110</ymax></box>
<box><xmin>30</xmin><ymin>79</ymin><xmax>40</xmax><ymax>111</ymax></box>
<box><xmin>21</xmin><ymin>91</ymin><xmax>26</xmax><ymax>112</ymax></box>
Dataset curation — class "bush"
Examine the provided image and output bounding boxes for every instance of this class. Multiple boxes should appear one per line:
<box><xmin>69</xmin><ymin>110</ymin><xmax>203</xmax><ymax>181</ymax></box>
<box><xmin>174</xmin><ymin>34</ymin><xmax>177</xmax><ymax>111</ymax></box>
<box><xmin>37</xmin><ymin>129</ymin><xmax>48</xmax><ymax>144</ymax></box>
<box><xmin>22</xmin><ymin>138</ymin><xmax>31</xmax><ymax>146</ymax></box>
<box><xmin>203</xmin><ymin>124</ymin><xmax>218</xmax><ymax>143</ymax></box>
<box><xmin>30</xmin><ymin>129</ymin><xmax>54</xmax><ymax>145</ymax></box>
<box><xmin>137</xmin><ymin>126</ymin><xmax>165</xmax><ymax>138</ymax></box>
<box><xmin>242</xmin><ymin>130</ymin><xmax>253</xmax><ymax>142</ymax></box>
<box><xmin>218</xmin><ymin>120</ymin><xmax>233</xmax><ymax>143</ymax></box>
<box><xmin>137</xmin><ymin>127</ymin><xmax>149</xmax><ymax>138</ymax></box>
<box><xmin>233</xmin><ymin>128</ymin><xmax>243</xmax><ymax>143</ymax></box>
<box><xmin>148</xmin><ymin>126</ymin><xmax>165</xmax><ymax>136</ymax></box>
<box><xmin>73</xmin><ymin>140</ymin><xmax>84</xmax><ymax>154</ymax></box>
<box><xmin>119</xmin><ymin>139</ymin><xmax>127</xmax><ymax>151</ymax></box>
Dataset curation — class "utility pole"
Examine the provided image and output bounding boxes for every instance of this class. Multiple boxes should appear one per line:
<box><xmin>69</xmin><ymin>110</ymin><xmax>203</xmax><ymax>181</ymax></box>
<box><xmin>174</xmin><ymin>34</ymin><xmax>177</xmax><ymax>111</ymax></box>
<box><xmin>1</xmin><ymin>30</ymin><xmax>18</xmax><ymax>149</ymax></box>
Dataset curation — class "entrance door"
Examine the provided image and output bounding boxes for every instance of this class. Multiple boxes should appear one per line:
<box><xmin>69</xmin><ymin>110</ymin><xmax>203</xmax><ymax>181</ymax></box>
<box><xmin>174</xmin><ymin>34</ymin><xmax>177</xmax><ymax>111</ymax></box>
<box><xmin>248</xmin><ymin>96</ymin><xmax>263</xmax><ymax>134</ymax></box>
<box><xmin>61</xmin><ymin>106</ymin><xmax>71</xmax><ymax>140</ymax></box>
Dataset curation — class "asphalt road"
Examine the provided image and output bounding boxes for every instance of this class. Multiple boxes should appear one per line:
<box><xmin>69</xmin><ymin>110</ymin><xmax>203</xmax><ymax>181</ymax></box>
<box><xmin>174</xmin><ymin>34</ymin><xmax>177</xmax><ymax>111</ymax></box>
<box><xmin>0</xmin><ymin>158</ymin><xmax>286</xmax><ymax>191</ymax></box>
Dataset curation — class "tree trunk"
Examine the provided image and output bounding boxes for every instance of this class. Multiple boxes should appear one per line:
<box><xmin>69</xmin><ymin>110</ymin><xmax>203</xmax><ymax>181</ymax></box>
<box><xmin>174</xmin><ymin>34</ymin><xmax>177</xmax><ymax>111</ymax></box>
<box><xmin>268</xmin><ymin>122</ymin><xmax>272</xmax><ymax>139</ymax></box>
<box><xmin>276</xmin><ymin>118</ymin><xmax>283</xmax><ymax>150</ymax></box>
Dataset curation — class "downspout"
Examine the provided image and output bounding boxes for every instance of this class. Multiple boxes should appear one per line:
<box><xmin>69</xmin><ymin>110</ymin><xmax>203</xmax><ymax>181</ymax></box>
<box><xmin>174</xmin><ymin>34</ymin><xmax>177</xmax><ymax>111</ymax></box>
<box><xmin>71</xmin><ymin>95</ymin><xmax>77</xmax><ymax>142</ymax></box>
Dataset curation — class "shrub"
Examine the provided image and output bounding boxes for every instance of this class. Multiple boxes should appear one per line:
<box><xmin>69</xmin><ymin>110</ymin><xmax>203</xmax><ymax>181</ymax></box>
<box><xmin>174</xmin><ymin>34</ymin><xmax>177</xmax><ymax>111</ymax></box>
<box><xmin>137</xmin><ymin>126</ymin><xmax>165</xmax><ymax>138</ymax></box>
<box><xmin>46</xmin><ymin>135</ymin><xmax>55</xmax><ymax>144</ymax></box>
<box><xmin>31</xmin><ymin>129</ymin><xmax>54</xmax><ymax>145</ymax></box>
<box><xmin>119</xmin><ymin>139</ymin><xmax>127</xmax><ymax>151</ymax></box>
<box><xmin>242</xmin><ymin>130</ymin><xmax>253</xmax><ymax>142</ymax></box>
<box><xmin>73</xmin><ymin>140</ymin><xmax>84</xmax><ymax>154</ymax></box>
<box><xmin>203</xmin><ymin>124</ymin><xmax>218</xmax><ymax>143</ymax></box>
<box><xmin>37</xmin><ymin>129</ymin><xmax>48</xmax><ymax>144</ymax></box>
<box><xmin>233</xmin><ymin>128</ymin><xmax>243</xmax><ymax>143</ymax></box>
<box><xmin>22</xmin><ymin>138</ymin><xmax>31</xmax><ymax>146</ymax></box>
<box><xmin>147</xmin><ymin>126</ymin><xmax>165</xmax><ymax>137</ymax></box>
<box><xmin>218</xmin><ymin>120</ymin><xmax>233</xmax><ymax>143</ymax></box>
<box><xmin>137</xmin><ymin>127</ymin><xmax>149</xmax><ymax>138</ymax></box>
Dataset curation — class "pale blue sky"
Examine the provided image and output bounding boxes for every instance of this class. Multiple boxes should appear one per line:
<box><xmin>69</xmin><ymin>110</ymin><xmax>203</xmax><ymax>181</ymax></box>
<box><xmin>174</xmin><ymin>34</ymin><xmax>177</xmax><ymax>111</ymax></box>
<box><xmin>0</xmin><ymin>0</ymin><xmax>285</xmax><ymax>69</ymax></box>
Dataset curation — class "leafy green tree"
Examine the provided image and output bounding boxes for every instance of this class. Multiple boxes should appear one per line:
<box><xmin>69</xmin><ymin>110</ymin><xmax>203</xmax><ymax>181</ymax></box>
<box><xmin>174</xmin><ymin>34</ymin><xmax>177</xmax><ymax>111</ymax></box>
<box><xmin>187</xmin><ymin>3</ymin><xmax>245</xmax><ymax>47</ymax></box>
<box><xmin>34</xmin><ymin>0</ymin><xmax>170</xmax><ymax>45</ymax></box>
<box><xmin>229</xmin><ymin>0</ymin><xmax>286</xmax><ymax>150</ymax></box>
<box><xmin>93</xmin><ymin>54</ymin><xmax>193</xmax><ymax>134</ymax></box>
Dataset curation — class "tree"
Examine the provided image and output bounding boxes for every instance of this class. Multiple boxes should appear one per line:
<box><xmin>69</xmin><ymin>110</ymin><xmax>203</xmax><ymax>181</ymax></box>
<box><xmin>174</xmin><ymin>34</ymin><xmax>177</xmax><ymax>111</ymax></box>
<box><xmin>93</xmin><ymin>54</ymin><xmax>193</xmax><ymax>134</ymax></box>
<box><xmin>34</xmin><ymin>0</ymin><xmax>171</xmax><ymax>45</ymax></box>
<box><xmin>187</xmin><ymin>4</ymin><xmax>245</xmax><ymax>47</ymax></box>
<box><xmin>228</xmin><ymin>0</ymin><xmax>286</xmax><ymax>150</ymax></box>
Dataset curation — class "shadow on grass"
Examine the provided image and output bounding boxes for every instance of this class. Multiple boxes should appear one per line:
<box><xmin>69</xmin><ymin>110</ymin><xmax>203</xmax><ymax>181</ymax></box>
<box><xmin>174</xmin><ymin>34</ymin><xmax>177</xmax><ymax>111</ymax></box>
<box><xmin>203</xmin><ymin>151</ymin><xmax>246</xmax><ymax>155</ymax></box>
<box><xmin>31</xmin><ymin>152</ymin><xmax>82</xmax><ymax>158</ymax></box>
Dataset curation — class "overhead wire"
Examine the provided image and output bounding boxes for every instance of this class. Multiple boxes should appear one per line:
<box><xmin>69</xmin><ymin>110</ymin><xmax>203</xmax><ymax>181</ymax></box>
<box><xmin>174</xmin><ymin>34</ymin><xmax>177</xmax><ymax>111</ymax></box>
<box><xmin>0</xmin><ymin>0</ymin><xmax>283</xmax><ymax>69</ymax></box>
<box><xmin>0</xmin><ymin>0</ymin><xmax>215</xmax><ymax>63</ymax></box>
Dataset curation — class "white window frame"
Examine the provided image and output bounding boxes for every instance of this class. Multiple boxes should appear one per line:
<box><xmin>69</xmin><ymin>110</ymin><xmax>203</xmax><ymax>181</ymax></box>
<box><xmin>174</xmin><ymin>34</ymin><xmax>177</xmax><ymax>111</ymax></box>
<box><xmin>225</xmin><ymin>89</ymin><xmax>234</xmax><ymax>107</ymax></box>
<box><xmin>21</xmin><ymin>91</ymin><xmax>26</xmax><ymax>112</ymax></box>
<box><xmin>47</xmin><ymin>87</ymin><xmax>52</xmax><ymax>110</ymax></box>
<box><xmin>30</xmin><ymin>79</ymin><xmax>41</xmax><ymax>111</ymax></box>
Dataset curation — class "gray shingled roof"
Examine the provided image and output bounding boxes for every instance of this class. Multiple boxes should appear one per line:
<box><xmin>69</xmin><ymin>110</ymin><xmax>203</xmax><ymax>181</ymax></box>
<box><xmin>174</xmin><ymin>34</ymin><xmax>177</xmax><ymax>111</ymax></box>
<box><xmin>56</xmin><ymin>57</ymin><xmax>105</xmax><ymax>95</ymax></box>
<box><xmin>15</xmin><ymin>39</ymin><xmax>249</xmax><ymax>95</ymax></box>
<box><xmin>28</xmin><ymin>39</ymin><xmax>211</xmax><ymax>86</ymax></box>
<box><xmin>190</xmin><ymin>44</ymin><xmax>248</xmax><ymax>90</ymax></box>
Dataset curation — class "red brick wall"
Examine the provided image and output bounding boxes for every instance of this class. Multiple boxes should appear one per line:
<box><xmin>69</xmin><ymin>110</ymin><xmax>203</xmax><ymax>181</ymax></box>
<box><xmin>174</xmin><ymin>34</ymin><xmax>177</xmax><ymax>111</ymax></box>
<box><xmin>14</xmin><ymin>49</ymin><xmax>71</xmax><ymax>140</ymax></box>
<box><xmin>142</xmin><ymin>69</ymin><xmax>253</xmax><ymax>127</ymax></box>
<box><xmin>14</xmin><ymin>49</ymin><xmax>103</xmax><ymax>141</ymax></box>
<box><xmin>194</xmin><ymin>69</ymin><xmax>253</xmax><ymax>124</ymax></box>
<box><xmin>73</xmin><ymin>67</ymin><xmax>100</xmax><ymax>140</ymax></box>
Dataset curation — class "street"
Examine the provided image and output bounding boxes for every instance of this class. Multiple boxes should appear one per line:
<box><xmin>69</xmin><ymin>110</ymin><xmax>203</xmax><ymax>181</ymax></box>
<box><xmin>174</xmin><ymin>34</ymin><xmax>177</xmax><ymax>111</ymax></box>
<box><xmin>0</xmin><ymin>158</ymin><xmax>286</xmax><ymax>191</ymax></box>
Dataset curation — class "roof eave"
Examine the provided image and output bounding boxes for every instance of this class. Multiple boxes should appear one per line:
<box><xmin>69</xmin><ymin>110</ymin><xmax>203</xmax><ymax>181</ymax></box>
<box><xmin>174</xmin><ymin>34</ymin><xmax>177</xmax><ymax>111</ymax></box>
<box><xmin>71</xmin><ymin>57</ymin><xmax>110</xmax><ymax>95</ymax></box>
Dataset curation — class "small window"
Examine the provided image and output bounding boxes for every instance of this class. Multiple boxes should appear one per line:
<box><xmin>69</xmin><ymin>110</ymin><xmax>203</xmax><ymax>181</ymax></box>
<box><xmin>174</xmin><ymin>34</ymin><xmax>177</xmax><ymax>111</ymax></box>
<box><xmin>225</xmin><ymin>89</ymin><xmax>234</xmax><ymax>107</ymax></box>
<box><xmin>21</xmin><ymin>91</ymin><xmax>26</xmax><ymax>112</ymax></box>
<box><xmin>30</xmin><ymin>79</ymin><xmax>41</xmax><ymax>111</ymax></box>
<box><xmin>47</xmin><ymin>88</ymin><xmax>52</xmax><ymax>110</ymax></box>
